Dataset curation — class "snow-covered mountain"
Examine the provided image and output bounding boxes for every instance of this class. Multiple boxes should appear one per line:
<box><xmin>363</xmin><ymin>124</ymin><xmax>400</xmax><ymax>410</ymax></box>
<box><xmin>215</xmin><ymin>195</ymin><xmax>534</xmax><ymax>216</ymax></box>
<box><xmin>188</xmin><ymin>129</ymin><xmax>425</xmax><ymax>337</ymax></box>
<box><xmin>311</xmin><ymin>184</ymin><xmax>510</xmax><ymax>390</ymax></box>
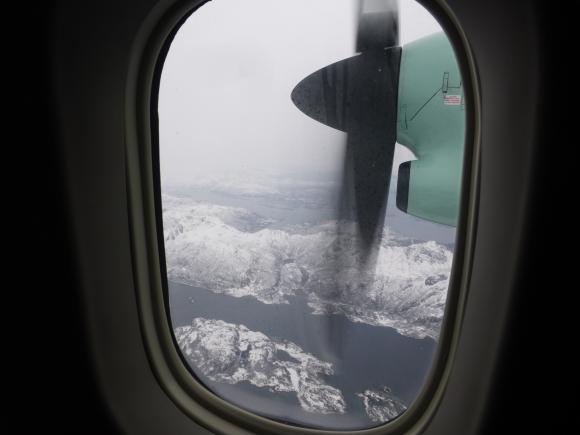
<box><xmin>163</xmin><ymin>194</ymin><xmax>452</xmax><ymax>340</ymax></box>
<box><xmin>356</xmin><ymin>387</ymin><xmax>407</xmax><ymax>423</ymax></box>
<box><xmin>174</xmin><ymin>318</ymin><xmax>346</xmax><ymax>414</ymax></box>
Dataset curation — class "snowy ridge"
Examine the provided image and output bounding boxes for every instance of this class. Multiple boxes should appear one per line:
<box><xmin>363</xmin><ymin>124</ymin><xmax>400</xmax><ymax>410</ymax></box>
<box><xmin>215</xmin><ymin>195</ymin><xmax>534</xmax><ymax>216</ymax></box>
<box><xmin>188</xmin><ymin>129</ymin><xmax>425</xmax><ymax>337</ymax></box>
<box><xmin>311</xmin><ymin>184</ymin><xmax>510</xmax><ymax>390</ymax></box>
<box><xmin>356</xmin><ymin>387</ymin><xmax>407</xmax><ymax>423</ymax></box>
<box><xmin>163</xmin><ymin>195</ymin><xmax>452</xmax><ymax>340</ymax></box>
<box><xmin>166</xmin><ymin>175</ymin><xmax>282</xmax><ymax>197</ymax></box>
<box><xmin>164</xmin><ymin>173</ymin><xmax>338</xmax><ymax>198</ymax></box>
<box><xmin>174</xmin><ymin>318</ymin><xmax>346</xmax><ymax>414</ymax></box>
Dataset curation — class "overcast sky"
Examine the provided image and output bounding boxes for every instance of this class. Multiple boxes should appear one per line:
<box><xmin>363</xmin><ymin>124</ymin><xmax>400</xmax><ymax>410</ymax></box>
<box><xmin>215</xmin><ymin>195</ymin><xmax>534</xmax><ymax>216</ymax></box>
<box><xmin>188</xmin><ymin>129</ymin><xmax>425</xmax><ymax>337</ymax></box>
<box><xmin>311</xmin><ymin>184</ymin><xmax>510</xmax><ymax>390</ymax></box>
<box><xmin>159</xmin><ymin>0</ymin><xmax>443</xmax><ymax>186</ymax></box>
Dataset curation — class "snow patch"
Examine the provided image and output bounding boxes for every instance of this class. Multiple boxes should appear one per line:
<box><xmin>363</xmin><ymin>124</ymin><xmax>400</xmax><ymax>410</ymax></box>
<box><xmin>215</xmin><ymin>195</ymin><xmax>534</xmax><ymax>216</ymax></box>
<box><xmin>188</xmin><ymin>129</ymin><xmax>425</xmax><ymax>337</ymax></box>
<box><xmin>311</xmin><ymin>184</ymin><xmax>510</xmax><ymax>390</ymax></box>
<box><xmin>356</xmin><ymin>387</ymin><xmax>407</xmax><ymax>423</ymax></box>
<box><xmin>175</xmin><ymin>318</ymin><xmax>346</xmax><ymax>414</ymax></box>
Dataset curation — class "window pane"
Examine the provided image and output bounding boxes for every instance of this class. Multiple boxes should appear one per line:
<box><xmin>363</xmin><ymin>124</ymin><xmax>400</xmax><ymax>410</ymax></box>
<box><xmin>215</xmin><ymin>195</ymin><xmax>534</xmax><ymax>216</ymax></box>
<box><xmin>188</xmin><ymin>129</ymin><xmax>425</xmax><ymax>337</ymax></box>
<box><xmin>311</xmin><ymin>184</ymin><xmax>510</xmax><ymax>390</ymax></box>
<box><xmin>159</xmin><ymin>0</ymin><xmax>465</xmax><ymax>429</ymax></box>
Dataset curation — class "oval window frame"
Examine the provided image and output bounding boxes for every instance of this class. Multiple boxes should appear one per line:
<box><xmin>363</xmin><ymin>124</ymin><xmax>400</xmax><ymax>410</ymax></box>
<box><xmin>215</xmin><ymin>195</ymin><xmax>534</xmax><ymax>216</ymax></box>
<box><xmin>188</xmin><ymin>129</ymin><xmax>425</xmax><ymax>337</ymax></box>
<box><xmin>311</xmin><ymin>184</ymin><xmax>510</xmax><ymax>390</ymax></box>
<box><xmin>124</xmin><ymin>0</ymin><xmax>481</xmax><ymax>433</ymax></box>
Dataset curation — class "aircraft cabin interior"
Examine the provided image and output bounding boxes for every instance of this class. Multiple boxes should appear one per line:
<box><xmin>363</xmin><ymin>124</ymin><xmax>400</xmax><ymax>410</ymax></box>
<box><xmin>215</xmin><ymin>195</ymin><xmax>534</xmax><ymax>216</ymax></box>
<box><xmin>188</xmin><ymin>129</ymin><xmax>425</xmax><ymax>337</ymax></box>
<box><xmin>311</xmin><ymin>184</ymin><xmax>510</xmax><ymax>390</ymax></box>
<box><xmin>10</xmin><ymin>0</ymin><xmax>574</xmax><ymax>434</ymax></box>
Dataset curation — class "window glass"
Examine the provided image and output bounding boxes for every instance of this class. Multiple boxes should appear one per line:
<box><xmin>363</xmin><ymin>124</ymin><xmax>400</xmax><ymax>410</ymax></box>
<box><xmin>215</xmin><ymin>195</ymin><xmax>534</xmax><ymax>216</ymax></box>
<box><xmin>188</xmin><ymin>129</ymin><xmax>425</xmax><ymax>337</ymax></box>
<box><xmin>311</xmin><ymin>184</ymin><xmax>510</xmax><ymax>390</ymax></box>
<box><xmin>159</xmin><ymin>0</ymin><xmax>465</xmax><ymax>429</ymax></box>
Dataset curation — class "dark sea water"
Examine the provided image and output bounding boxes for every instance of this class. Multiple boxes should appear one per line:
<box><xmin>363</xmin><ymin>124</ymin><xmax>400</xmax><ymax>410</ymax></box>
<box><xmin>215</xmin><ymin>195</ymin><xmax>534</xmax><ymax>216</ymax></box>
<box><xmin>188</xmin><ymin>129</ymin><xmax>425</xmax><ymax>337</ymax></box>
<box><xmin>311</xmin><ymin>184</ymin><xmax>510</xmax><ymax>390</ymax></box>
<box><xmin>169</xmin><ymin>281</ymin><xmax>436</xmax><ymax>430</ymax></box>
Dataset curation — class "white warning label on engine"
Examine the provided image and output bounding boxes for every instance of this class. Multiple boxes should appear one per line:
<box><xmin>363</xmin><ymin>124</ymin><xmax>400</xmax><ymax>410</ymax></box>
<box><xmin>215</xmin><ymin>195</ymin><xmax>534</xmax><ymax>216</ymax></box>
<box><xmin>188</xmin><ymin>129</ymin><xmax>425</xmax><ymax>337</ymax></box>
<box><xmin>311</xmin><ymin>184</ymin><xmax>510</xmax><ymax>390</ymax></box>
<box><xmin>443</xmin><ymin>94</ymin><xmax>462</xmax><ymax>105</ymax></box>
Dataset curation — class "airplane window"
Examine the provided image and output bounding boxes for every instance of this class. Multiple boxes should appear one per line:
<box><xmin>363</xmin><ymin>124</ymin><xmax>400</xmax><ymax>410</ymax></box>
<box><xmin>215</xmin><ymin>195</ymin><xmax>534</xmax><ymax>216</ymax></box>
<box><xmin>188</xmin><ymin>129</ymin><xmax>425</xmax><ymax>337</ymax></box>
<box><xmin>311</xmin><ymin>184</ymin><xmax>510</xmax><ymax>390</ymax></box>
<box><xmin>158</xmin><ymin>0</ymin><xmax>465</xmax><ymax>430</ymax></box>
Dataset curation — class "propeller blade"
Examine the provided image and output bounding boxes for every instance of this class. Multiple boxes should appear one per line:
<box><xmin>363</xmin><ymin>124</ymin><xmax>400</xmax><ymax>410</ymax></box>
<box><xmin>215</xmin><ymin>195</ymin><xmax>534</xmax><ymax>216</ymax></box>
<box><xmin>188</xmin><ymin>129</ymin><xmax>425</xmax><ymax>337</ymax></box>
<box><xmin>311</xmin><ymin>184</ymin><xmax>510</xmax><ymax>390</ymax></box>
<box><xmin>289</xmin><ymin>0</ymin><xmax>401</xmax><ymax>357</ymax></box>
<box><xmin>291</xmin><ymin>0</ymin><xmax>400</xmax><ymax>257</ymax></box>
<box><xmin>291</xmin><ymin>47</ymin><xmax>401</xmax><ymax>251</ymax></box>
<box><xmin>356</xmin><ymin>0</ymin><xmax>399</xmax><ymax>52</ymax></box>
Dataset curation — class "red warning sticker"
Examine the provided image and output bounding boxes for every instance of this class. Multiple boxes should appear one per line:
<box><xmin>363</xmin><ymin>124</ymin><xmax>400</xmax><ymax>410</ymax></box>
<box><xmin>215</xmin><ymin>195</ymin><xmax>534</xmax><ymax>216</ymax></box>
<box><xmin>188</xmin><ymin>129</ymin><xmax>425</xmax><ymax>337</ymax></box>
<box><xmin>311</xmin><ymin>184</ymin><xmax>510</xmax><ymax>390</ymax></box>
<box><xmin>443</xmin><ymin>94</ymin><xmax>462</xmax><ymax>105</ymax></box>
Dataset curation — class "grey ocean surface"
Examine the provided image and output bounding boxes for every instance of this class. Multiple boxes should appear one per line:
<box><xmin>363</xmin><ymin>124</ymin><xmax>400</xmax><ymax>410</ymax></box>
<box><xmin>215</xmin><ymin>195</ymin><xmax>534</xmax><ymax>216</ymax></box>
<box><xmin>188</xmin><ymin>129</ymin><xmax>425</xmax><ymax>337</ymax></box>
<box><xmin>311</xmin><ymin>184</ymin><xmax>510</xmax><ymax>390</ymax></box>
<box><xmin>166</xmin><ymin>177</ymin><xmax>455</xmax><ymax>429</ymax></box>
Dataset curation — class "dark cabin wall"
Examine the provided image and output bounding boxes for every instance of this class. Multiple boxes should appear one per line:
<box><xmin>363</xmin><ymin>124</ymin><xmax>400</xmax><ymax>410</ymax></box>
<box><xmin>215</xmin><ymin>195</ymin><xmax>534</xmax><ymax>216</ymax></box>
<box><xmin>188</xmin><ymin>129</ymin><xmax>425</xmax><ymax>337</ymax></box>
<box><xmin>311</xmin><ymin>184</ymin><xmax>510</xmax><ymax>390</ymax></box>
<box><xmin>477</xmin><ymin>2</ymin><xmax>575</xmax><ymax>433</ymax></box>
<box><xmin>9</xmin><ymin>3</ymin><xmax>121</xmax><ymax>434</ymax></box>
<box><xmin>8</xmin><ymin>1</ymin><xmax>574</xmax><ymax>433</ymax></box>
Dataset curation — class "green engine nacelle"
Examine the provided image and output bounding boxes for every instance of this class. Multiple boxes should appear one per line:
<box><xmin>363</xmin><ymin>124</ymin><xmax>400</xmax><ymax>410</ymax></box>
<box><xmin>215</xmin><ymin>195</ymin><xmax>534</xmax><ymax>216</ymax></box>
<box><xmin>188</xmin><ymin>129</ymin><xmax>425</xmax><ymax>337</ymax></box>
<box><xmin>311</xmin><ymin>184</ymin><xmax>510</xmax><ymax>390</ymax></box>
<box><xmin>395</xmin><ymin>33</ymin><xmax>465</xmax><ymax>227</ymax></box>
<box><xmin>291</xmin><ymin>31</ymin><xmax>465</xmax><ymax>229</ymax></box>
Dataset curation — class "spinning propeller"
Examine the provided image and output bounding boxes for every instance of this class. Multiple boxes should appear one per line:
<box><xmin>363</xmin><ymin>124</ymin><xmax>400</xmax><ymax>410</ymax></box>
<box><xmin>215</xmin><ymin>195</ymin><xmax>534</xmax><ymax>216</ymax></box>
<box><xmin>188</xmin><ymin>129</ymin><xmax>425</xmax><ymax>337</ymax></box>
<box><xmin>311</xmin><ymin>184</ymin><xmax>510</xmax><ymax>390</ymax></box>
<box><xmin>291</xmin><ymin>0</ymin><xmax>401</xmax><ymax>255</ymax></box>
